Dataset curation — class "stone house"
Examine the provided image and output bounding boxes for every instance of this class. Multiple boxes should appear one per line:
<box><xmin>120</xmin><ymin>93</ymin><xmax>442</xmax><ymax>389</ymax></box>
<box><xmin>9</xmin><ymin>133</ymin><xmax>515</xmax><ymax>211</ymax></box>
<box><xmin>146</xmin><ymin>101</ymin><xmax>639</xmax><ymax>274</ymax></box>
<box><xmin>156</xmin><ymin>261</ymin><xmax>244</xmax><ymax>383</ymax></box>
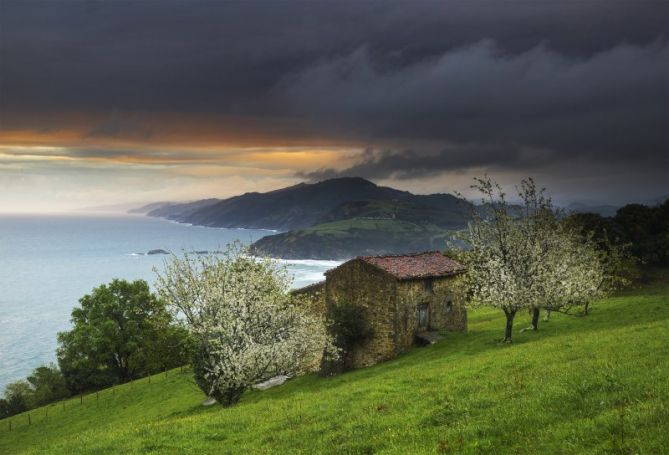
<box><xmin>293</xmin><ymin>251</ymin><xmax>467</xmax><ymax>369</ymax></box>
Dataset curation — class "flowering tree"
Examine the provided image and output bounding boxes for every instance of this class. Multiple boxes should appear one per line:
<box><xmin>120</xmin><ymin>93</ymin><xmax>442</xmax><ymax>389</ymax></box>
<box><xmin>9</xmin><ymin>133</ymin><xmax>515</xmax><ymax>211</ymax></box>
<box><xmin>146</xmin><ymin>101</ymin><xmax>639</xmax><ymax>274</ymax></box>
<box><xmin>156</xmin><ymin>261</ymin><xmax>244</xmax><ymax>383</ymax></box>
<box><xmin>459</xmin><ymin>177</ymin><xmax>530</xmax><ymax>342</ymax></box>
<box><xmin>530</xmin><ymin>218</ymin><xmax>606</xmax><ymax>326</ymax></box>
<box><xmin>518</xmin><ymin>181</ymin><xmax>632</xmax><ymax>324</ymax></box>
<box><xmin>155</xmin><ymin>244</ymin><xmax>332</xmax><ymax>406</ymax></box>
<box><xmin>461</xmin><ymin>176</ymin><xmax>622</xmax><ymax>341</ymax></box>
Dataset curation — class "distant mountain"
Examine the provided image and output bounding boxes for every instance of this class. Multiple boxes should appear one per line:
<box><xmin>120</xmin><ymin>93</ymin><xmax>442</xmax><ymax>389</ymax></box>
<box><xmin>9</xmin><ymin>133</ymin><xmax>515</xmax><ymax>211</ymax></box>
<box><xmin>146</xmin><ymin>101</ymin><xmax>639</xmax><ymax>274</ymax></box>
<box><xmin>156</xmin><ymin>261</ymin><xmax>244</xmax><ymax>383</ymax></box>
<box><xmin>142</xmin><ymin>177</ymin><xmax>470</xmax><ymax>231</ymax></box>
<box><xmin>564</xmin><ymin>202</ymin><xmax>620</xmax><ymax>217</ymax></box>
<box><xmin>145</xmin><ymin>199</ymin><xmax>220</xmax><ymax>220</ymax></box>
<box><xmin>128</xmin><ymin>202</ymin><xmax>175</xmax><ymax>214</ymax></box>
<box><xmin>561</xmin><ymin>195</ymin><xmax>668</xmax><ymax>217</ymax></box>
<box><xmin>81</xmin><ymin>202</ymin><xmax>150</xmax><ymax>213</ymax></box>
<box><xmin>644</xmin><ymin>194</ymin><xmax>669</xmax><ymax>207</ymax></box>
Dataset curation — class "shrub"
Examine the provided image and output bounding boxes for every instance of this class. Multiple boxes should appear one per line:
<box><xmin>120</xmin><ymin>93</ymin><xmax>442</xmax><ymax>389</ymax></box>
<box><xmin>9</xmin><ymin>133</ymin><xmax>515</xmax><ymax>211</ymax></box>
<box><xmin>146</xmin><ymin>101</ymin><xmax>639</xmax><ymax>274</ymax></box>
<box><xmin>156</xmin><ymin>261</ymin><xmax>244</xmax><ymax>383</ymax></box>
<box><xmin>0</xmin><ymin>380</ymin><xmax>32</xmax><ymax>418</ymax></box>
<box><xmin>321</xmin><ymin>300</ymin><xmax>374</xmax><ymax>375</ymax></box>
<box><xmin>26</xmin><ymin>364</ymin><xmax>70</xmax><ymax>407</ymax></box>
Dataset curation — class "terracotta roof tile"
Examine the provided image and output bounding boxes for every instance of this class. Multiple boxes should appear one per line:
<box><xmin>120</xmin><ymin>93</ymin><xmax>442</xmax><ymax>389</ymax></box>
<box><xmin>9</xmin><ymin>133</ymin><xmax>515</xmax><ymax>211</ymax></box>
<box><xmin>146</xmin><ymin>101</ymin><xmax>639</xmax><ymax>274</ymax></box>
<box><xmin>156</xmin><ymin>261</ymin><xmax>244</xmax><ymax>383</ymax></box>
<box><xmin>328</xmin><ymin>251</ymin><xmax>465</xmax><ymax>280</ymax></box>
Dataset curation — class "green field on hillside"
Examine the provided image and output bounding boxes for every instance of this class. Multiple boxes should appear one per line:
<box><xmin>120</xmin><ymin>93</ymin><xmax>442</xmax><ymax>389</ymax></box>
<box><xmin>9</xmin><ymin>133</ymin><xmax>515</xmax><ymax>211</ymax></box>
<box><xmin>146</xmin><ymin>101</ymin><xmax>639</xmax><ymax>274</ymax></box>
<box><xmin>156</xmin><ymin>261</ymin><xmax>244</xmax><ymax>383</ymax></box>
<box><xmin>2</xmin><ymin>274</ymin><xmax>668</xmax><ymax>454</ymax></box>
<box><xmin>252</xmin><ymin>218</ymin><xmax>456</xmax><ymax>259</ymax></box>
<box><xmin>304</xmin><ymin>218</ymin><xmax>447</xmax><ymax>237</ymax></box>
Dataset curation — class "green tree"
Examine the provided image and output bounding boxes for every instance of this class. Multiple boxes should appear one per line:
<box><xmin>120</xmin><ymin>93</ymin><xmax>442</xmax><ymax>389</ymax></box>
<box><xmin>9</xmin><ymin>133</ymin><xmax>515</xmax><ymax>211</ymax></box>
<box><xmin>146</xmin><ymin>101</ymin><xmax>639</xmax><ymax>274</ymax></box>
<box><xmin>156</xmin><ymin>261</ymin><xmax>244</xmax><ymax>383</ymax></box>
<box><xmin>614</xmin><ymin>200</ymin><xmax>669</xmax><ymax>266</ymax></box>
<box><xmin>26</xmin><ymin>364</ymin><xmax>70</xmax><ymax>407</ymax></box>
<box><xmin>57</xmin><ymin>279</ymin><xmax>188</xmax><ymax>393</ymax></box>
<box><xmin>0</xmin><ymin>380</ymin><xmax>32</xmax><ymax>418</ymax></box>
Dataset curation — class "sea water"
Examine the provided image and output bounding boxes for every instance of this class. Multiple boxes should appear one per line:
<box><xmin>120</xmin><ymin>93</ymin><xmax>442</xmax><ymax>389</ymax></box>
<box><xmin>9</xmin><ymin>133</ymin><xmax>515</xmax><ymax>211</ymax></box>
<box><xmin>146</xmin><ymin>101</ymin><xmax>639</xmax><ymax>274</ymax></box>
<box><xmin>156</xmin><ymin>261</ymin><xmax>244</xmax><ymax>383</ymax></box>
<box><xmin>0</xmin><ymin>215</ymin><xmax>339</xmax><ymax>389</ymax></box>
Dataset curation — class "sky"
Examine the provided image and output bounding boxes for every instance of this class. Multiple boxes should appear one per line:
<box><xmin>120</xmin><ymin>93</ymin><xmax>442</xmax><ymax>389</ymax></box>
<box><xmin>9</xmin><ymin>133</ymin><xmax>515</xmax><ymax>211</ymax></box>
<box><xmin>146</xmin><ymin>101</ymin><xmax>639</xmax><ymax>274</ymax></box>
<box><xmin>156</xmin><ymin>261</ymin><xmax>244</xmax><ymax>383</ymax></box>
<box><xmin>0</xmin><ymin>0</ymin><xmax>667</xmax><ymax>212</ymax></box>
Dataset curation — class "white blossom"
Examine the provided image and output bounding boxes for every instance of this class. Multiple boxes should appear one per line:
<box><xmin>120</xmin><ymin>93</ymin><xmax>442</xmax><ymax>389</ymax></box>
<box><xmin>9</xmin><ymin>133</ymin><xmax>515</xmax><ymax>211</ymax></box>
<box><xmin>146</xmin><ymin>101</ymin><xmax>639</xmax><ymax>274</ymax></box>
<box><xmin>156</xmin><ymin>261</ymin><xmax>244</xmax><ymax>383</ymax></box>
<box><xmin>154</xmin><ymin>243</ymin><xmax>333</xmax><ymax>405</ymax></box>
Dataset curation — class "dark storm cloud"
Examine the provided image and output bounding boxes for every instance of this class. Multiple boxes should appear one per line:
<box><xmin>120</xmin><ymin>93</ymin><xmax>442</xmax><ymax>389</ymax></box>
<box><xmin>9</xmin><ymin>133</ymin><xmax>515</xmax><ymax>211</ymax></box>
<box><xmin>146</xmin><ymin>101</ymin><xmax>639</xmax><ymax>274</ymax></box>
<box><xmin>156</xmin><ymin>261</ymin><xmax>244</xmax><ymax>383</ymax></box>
<box><xmin>292</xmin><ymin>39</ymin><xmax>668</xmax><ymax>178</ymax></box>
<box><xmin>0</xmin><ymin>0</ymin><xmax>667</xmax><ymax>184</ymax></box>
<box><xmin>1</xmin><ymin>0</ymin><xmax>665</xmax><ymax>111</ymax></box>
<box><xmin>300</xmin><ymin>144</ymin><xmax>545</xmax><ymax>181</ymax></box>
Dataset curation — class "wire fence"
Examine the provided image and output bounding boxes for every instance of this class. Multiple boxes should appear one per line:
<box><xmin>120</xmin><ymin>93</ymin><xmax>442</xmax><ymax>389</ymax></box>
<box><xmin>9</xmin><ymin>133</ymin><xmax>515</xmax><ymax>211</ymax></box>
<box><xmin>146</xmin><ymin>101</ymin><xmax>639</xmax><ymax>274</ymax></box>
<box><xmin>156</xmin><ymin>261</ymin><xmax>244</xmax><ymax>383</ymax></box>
<box><xmin>2</xmin><ymin>365</ymin><xmax>191</xmax><ymax>433</ymax></box>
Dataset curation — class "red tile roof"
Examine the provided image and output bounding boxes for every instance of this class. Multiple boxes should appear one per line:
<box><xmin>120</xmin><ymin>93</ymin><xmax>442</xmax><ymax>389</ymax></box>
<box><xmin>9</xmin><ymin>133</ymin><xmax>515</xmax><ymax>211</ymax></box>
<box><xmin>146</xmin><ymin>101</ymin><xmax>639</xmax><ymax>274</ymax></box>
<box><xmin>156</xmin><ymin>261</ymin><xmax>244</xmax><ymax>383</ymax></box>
<box><xmin>329</xmin><ymin>251</ymin><xmax>465</xmax><ymax>280</ymax></box>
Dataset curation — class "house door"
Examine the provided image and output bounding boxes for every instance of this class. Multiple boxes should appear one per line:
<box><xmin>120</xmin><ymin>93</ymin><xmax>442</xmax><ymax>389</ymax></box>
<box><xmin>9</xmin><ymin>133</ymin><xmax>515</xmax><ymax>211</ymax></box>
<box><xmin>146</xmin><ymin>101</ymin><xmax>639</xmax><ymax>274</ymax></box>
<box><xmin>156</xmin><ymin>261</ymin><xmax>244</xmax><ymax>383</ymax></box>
<box><xmin>418</xmin><ymin>304</ymin><xmax>429</xmax><ymax>331</ymax></box>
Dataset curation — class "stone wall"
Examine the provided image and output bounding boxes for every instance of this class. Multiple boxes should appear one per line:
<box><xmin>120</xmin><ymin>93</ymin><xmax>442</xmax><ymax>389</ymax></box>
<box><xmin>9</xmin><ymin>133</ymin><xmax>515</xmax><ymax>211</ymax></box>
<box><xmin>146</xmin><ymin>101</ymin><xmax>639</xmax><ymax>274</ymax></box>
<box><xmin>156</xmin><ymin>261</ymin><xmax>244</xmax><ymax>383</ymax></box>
<box><xmin>291</xmin><ymin>281</ymin><xmax>326</xmax><ymax>315</ymax></box>
<box><xmin>395</xmin><ymin>274</ymin><xmax>467</xmax><ymax>352</ymax></box>
<box><xmin>324</xmin><ymin>260</ymin><xmax>398</xmax><ymax>368</ymax></box>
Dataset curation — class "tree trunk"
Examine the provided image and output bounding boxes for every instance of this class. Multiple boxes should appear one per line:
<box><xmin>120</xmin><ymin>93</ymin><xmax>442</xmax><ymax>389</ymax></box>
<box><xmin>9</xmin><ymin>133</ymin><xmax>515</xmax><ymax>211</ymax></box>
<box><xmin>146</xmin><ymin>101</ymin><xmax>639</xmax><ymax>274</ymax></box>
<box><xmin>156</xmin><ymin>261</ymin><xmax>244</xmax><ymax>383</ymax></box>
<box><xmin>584</xmin><ymin>301</ymin><xmax>590</xmax><ymax>315</ymax></box>
<box><xmin>214</xmin><ymin>387</ymin><xmax>246</xmax><ymax>407</ymax></box>
<box><xmin>531</xmin><ymin>308</ymin><xmax>540</xmax><ymax>330</ymax></box>
<box><xmin>503</xmin><ymin>309</ymin><xmax>516</xmax><ymax>343</ymax></box>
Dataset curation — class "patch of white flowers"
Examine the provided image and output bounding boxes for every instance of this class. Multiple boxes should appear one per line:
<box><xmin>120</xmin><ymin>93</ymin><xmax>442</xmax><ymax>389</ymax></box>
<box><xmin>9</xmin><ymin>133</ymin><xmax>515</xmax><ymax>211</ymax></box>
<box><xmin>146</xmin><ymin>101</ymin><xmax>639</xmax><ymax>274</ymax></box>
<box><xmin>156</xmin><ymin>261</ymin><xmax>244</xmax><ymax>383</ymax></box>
<box><xmin>155</xmin><ymin>243</ymin><xmax>333</xmax><ymax>405</ymax></box>
<box><xmin>460</xmin><ymin>177</ymin><xmax>623</xmax><ymax>341</ymax></box>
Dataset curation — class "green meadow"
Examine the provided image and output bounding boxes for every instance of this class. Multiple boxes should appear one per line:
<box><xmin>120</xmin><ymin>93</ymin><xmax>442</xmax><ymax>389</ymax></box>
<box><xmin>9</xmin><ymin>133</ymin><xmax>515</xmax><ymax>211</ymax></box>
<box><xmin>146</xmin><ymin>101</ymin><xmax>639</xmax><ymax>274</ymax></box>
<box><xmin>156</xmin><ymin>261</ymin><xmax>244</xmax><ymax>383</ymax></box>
<box><xmin>2</xmin><ymin>272</ymin><xmax>668</xmax><ymax>454</ymax></box>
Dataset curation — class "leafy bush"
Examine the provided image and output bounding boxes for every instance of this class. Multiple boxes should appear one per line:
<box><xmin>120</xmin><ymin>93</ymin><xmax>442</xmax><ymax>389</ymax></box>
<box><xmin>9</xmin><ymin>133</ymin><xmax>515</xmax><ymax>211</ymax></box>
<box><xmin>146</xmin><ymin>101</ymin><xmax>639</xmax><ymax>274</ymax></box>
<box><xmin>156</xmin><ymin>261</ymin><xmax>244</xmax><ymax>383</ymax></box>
<box><xmin>0</xmin><ymin>381</ymin><xmax>31</xmax><ymax>418</ymax></box>
<box><xmin>26</xmin><ymin>364</ymin><xmax>70</xmax><ymax>407</ymax></box>
<box><xmin>321</xmin><ymin>300</ymin><xmax>374</xmax><ymax>375</ymax></box>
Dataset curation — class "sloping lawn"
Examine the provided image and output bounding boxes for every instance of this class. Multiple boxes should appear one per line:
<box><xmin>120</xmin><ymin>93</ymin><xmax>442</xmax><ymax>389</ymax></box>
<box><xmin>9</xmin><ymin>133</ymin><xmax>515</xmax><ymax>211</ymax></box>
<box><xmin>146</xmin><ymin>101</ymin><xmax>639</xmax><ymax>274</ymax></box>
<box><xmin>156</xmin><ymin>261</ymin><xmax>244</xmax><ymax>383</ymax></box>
<box><xmin>2</xmin><ymin>276</ymin><xmax>668</xmax><ymax>454</ymax></box>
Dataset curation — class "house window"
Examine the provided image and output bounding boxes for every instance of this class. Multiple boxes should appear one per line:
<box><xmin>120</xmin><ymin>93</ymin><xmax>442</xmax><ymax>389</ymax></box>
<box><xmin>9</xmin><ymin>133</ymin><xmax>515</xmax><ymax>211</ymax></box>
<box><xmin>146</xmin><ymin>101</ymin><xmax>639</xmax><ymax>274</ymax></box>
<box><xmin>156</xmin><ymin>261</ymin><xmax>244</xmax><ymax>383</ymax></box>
<box><xmin>444</xmin><ymin>301</ymin><xmax>453</xmax><ymax>313</ymax></box>
<box><xmin>423</xmin><ymin>278</ymin><xmax>434</xmax><ymax>293</ymax></box>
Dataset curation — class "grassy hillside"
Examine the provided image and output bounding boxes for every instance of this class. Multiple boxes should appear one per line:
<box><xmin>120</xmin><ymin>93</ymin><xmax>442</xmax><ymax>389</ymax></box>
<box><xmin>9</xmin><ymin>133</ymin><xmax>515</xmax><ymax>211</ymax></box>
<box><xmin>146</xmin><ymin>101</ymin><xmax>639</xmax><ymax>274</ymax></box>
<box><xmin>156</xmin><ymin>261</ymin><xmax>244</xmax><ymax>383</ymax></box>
<box><xmin>318</xmin><ymin>200</ymin><xmax>468</xmax><ymax>229</ymax></box>
<box><xmin>2</xmin><ymin>275</ymin><xmax>668</xmax><ymax>454</ymax></box>
<box><xmin>252</xmin><ymin>218</ymin><xmax>455</xmax><ymax>259</ymax></box>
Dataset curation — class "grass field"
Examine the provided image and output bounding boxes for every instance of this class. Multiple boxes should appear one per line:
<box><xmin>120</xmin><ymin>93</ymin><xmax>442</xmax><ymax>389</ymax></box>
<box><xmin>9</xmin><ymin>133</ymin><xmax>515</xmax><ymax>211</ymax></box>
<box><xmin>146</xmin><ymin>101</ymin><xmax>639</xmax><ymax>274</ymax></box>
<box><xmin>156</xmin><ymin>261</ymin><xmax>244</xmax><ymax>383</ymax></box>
<box><xmin>303</xmin><ymin>218</ymin><xmax>448</xmax><ymax>237</ymax></box>
<box><xmin>1</xmin><ymin>273</ymin><xmax>668</xmax><ymax>454</ymax></box>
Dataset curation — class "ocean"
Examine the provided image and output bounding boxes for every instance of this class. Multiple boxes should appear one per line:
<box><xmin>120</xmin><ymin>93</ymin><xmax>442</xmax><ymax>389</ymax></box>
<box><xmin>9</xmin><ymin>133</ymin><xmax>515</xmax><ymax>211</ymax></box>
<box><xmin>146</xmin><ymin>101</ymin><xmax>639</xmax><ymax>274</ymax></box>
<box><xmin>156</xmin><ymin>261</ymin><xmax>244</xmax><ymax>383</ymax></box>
<box><xmin>0</xmin><ymin>215</ymin><xmax>339</xmax><ymax>389</ymax></box>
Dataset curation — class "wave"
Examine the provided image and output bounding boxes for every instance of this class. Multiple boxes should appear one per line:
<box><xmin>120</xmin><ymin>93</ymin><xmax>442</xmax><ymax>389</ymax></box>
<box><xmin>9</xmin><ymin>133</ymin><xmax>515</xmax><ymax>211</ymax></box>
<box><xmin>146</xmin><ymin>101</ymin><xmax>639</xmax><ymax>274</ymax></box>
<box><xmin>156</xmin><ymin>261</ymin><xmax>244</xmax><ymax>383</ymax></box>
<box><xmin>280</xmin><ymin>259</ymin><xmax>342</xmax><ymax>267</ymax></box>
